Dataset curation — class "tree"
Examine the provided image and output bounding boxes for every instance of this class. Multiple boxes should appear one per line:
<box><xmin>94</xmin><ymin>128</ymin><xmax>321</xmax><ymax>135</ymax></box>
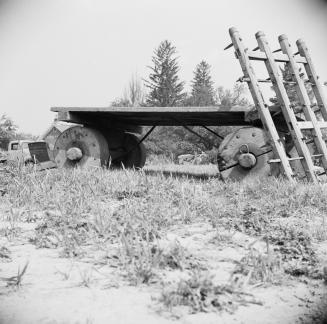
<box><xmin>0</xmin><ymin>115</ymin><xmax>16</xmax><ymax>139</ymax></box>
<box><xmin>189</xmin><ymin>60</ymin><xmax>216</xmax><ymax>106</ymax></box>
<box><xmin>216</xmin><ymin>83</ymin><xmax>250</xmax><ymax>109</ymax></box>
<box><xmin>145</xmin><ymin>40</ymin><xmax>185</xmax><ymax>107</ymax></box>
<box><xmin>111</xmin><ymin>74</ymin><xmax>146</xmax><ymax>107</ymax></box>
<box><xmin>0</xmin><ymin>115</ymin><xmax>17</xmax><ymax>150</ymax></box>
<box><xmin>125</xmin><ymin>73</ymin><xmax>146</xmax><ymax>107</ymax></box>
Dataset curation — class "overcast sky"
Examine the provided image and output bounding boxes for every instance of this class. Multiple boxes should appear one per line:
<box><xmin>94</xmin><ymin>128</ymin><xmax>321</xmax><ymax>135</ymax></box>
<box><xmin>1</xmin><ymin>0</ymin><xmax>327</xmax><ymax>135</ymax></box>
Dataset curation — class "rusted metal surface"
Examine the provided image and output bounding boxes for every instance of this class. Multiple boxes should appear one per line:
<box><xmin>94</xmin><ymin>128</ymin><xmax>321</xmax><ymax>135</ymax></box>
<box><xmin>51</xmin><ymin>106</ymin><xmax>252</xmax><ymax>127</ymax></box>
<box><xmin>53</xmin><ymin>126</ymin><xmax>109</xmax><ymax>168</ymax></box>
<box><xmin>217</xmin><ymin>127</ymin><xmax>278</xmax><ymax>181</ymax></box>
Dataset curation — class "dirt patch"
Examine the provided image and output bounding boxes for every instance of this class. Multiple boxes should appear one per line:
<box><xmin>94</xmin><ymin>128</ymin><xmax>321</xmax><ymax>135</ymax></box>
<box><xmin>0</xmin><ymin>220</ymin><xmax>326</xmax><ymax>324</ymax></box>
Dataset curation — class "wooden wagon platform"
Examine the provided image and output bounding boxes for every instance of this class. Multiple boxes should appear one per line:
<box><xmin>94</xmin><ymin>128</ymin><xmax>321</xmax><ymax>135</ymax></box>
<box><xmin>51</xmin><ymin>106</ymin><xmax>252</xmax><ymax>127</ymax></box>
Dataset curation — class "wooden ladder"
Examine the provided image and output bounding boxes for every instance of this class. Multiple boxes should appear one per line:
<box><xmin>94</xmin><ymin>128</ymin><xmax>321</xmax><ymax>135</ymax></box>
<box><xmin>228</xmin><ymin>27</ymin><xmax>327</xmax><ymax>183</ymax></box>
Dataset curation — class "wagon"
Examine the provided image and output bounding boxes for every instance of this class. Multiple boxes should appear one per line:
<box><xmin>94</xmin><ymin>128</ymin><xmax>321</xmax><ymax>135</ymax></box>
<box><xmin>48</xmin><ymin>28</ymin><xmax>327</xmax><ymax>182</ymax></box>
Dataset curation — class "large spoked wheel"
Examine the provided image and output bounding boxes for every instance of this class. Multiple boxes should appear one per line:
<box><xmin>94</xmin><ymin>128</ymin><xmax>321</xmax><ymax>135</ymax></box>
<box><xmin>217</xmin><ymin>127</ymin><xmax>279</xmax><ymax>181</ymax></box>
<box><xmin>53</xmin><ymin>126</ymin><xmax>109</xmax><ymax>168</ymax></box>
<box><xmin>103</xmin><ymin>130</ymin><xmax>146</xmax><ymax>169</ymax></box>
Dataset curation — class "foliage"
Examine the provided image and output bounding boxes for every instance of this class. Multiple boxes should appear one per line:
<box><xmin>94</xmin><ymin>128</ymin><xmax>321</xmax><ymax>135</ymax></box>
<box><xmin>185</xmin><ymin>60</ymin><xmax>216</xmax><ymax>106</ymax></box>
<box><xmin>0</xmin><ymin>115</ymin><xmax>17</xmax><ymax>149</ymax></box>
<box><xmin>143</xmin><ymin>82</ymin><xmax>250</xmax><ymax>158</ymax></box>
<box><xmin>216</xmin><ymin>83</ymin><xmax>250</xmax><ymax>109</ymax></box>
<box><xmin>111</xmin><ymin>74</ymin><xmax>146</xmax><ymax>107</ymax></box>
<box><xmin>269</xmin><ymin>63</ymin><xmax>315</xmax><ymax>113</ymax></box>
<box><xmin>159</xmin><ymin>270</ymin><xmax>261</xmax><ymax>314</ymax></box>
<box><xmin>0</xmin><ymin>115</ymin><xmax>16</xmax><ymax>138</ymax></box>
<box><xmin>145</xmin><ymin>40</ymin><xmax>185</xmax><ymax>107</ymax></box>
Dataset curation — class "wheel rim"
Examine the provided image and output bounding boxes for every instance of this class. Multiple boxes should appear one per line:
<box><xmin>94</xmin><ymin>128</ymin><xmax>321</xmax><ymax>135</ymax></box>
<box><xmin>102</xmin><ymin>130</ymin><xmax>146</xmax><ymax>169</ymax></box>
<box><xmin>53</xmin><ymin>126</ymin><xmax>109</xmax><ymax>168</ymax></box>
<box><xmin>217</xmin><ymin>127</ymin><xmax>278</xmax><ymax>181</ymax></box>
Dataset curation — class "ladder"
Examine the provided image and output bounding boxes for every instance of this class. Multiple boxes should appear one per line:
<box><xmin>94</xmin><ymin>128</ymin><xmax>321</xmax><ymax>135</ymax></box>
<box><xmin>227</xmin><ymin>27</ymin><xmax>327</xmax><ymax>183</ymax></box>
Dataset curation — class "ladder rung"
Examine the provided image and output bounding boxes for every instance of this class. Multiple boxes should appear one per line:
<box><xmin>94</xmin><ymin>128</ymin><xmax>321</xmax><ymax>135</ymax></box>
<box><xmin>312</xmin><ymin>154</ymin><xmax>324</xmax><ymax>158</ymax></box>
<box><xmin>298</xmin><ymin>121</ymin><xmax>327</xmax><ymax>129</ymax></box>
<box><xmin>268</xmin><ymin>156</ymin><xmax>304</xmax><ymax>164</ymax></box>
<box><xmin>224</xmin><ymin>43</ymin><xmax>233</xmax><ymax>50</ymax></box>
<box><xmin>247</xmin><ymin>51</ymin><xmax>307</xmax><ymax>64</ymax></box>
<box><xmin>269</xmin><ymin>154</ymin><xmax>324</xmax><ymax>164</ymax></box>
<box><xmin>272</xmin><ymin>48</ymin><xmax>282</xmax><ymax>53</ymax></box>
<box><xmin>239</xmin><ymin>77</ymin><xmax>272</xmax><ymax>83</ymax></box>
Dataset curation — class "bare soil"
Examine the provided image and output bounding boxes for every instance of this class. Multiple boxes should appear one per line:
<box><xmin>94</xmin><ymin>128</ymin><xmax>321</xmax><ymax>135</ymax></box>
<box><xmin>1</xmin><ymin>218</ymin><xmax>326</xmax><ymax>324</ymax></box>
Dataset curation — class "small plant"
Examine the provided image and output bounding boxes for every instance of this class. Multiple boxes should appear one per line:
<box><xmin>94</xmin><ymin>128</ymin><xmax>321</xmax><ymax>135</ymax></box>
<box><xmin>231</xmin><ymin>238</ymin><xmax>283</xmax><ymax>286</ymax></box>
<box><xmin>55</xmin><ymin>264</ymin><xmax>74</xmax><ymax>281</ymax></box>
<box><xmin>120</xmin><ymin>232</ymin><xmax>157</xmax><ymax>285</ymax></box>
<box><xmin>1</xmin><ymin>261</ymin><xmax>29</xmax><ymax>288</ymax></box>
<box><xmin>78</xmin><ymin>267</ymin><xmax>94</xmax><ymax>288</ymax></box>
<box><xmin>159</xmin><ymin>270</ymin><xmax>262</xmax><ymax>314</ymax></box>
<box><xmin>0</xmin><ymin>246</ymin><xmax>12</xmax><ymax>262</ymax></box>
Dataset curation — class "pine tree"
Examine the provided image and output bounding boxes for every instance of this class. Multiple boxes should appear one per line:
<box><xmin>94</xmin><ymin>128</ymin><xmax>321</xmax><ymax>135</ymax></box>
<box><xmin>190</xmin><ymin>60</ymin><xmax>215</xmax><ymax>106</ymax></box>
<box><xmin>145</xmin><ymin>40</ymin><xmax>185</xmax><ymax>107</ymax></box>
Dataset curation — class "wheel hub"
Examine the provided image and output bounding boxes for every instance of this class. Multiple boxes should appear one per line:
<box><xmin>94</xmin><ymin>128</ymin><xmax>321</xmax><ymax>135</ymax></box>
<box><xmin>66</xmin><ymin>147</ymin><xmax>83</xmax><ymax>161</ymax></box>
<box><xmin>238</xmin><ymin>152</ymin><xmax>257</xmax><ymax>169</ymax></box>
<box><xmin>217</xmin><ymin>127</ymin><xmax>278</xmax><ymax>180</ymax></box>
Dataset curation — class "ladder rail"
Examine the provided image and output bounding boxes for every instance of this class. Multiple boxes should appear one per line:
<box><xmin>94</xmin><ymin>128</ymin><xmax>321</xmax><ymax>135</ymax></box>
<box><xmin>279</xmin><ymin>35</ymin><xmax>327</xmax><ymax>174</ymax></box>
<box><xmin>296</xmin><ymin>39</ymin><xmax>327</xmax><ymax>121</ymax></box>
<box><xmin>255</xmin><ymin>31</ymin><xmax>318</xmax><ymax>183</ymax></box>
<box><xmin>229</xmin><ymin>27</ymin><xmax>294</xmax><ymax>181</ymax></box>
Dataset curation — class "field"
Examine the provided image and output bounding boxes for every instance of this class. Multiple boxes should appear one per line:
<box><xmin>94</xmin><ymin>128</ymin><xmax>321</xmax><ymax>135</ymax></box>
<box><xmin>0</xmin><ymin>162</ymin><xmax>327</xmax><ymax>324</ymax></box>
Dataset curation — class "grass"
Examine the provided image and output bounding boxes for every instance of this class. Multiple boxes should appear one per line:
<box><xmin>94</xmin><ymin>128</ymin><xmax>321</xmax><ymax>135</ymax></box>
<box><xmin>0</xmin><ymin>261</ymin><xmax>29</xmax><ymax>288</ymax></box>
<box><xmin>0</xmin><ymin>163</ymin><xmax>327</xmax><ymax>314</ymax></box>
<box><xmin>159</xmin><ymin>270</ymin><xmax>262</xmax><ymax>315</ymax></box>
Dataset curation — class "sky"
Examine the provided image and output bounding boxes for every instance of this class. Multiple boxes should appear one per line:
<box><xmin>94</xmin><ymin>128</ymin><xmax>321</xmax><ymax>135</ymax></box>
<box><xmin>0</xmin><ymin>0</ymin><xmax>327</xmax><ymax>135</ymax></box>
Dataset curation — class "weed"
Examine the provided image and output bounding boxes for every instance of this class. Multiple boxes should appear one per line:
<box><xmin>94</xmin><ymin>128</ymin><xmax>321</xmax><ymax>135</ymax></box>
<box><xmin>231</xmin><ymin>238</ymin><xmax>283</xmax><ymax>286</ymax></box>
<box><xmin>0</xmin><ymin>246</ymin><xmax>11</xmax><ymax>262</ymax></box>
<box><xmin>159</xmin><ymin>270</ymin><xmax>262</xmax><ymax>314</ymax></box>
<box><xmin>1</xmin><ymin>261</ymin><xmax>29</xmax><ymax>288</ymax></box>
<box><xmin>55</xmin><ymin>264</ymin><xmax>74</xmax><ymax>281</ymax></box>
<box><xmin>78</xmin><ymin>267</ymin><xmax>94</xmax><ymax>288</ymax></box>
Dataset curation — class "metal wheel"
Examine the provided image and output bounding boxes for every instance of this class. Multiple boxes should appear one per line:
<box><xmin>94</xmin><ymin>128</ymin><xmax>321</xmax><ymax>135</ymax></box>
<box><xmin>103</xmin><ymin>130</ymin><xmax>146</xmax><ymax>169</ymax></box>
<box><xmin>217</xmin><ymin>127</ymin><xmax>278</xmax><ymax>181</ymax></box>
<box><xmin>53</xmin><ymin>126</ymin><xmax>109</xmax><ymax>168</ymax></box>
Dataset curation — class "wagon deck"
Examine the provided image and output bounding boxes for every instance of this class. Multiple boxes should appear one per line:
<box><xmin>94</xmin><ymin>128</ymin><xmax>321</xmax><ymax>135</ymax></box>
<box><xmin>51</xmin><ymin>106</ymin><xmax>251</xmax><ymax>126</ymax></box>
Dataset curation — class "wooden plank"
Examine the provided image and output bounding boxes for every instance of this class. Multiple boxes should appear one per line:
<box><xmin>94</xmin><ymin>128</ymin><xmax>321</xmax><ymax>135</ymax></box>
<box><xmin>53</xmin><ymin>106</ymin><xmax>252</xmax><ymax>127</ymax></box>
<box><xmin>297</xmin><ymin>121</ymin><xmax>327</xmax><ymax>130</ymax></box>
<box><xmin>51</xmin><ymin>106</ymin><xmax>249</xmax><ymax>113</ymax></box>
<box><xmin>229</xmin><ymin>27</ymin><xmax>294</xmax><ymax>180</ymax></box>
<box><xmin>256</xmin><ymin>31</ymin><xmax>317</xmax><ymax>183</ymax></box>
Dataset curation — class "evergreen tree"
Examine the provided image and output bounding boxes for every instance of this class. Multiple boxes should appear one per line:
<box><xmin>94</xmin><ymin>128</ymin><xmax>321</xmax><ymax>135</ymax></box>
<box><xmin>190</xmin><ymin>60</ymin><xmax>215</xmax><ymax>106</ymax></box>
<box><xmin>145</xmin><ymin>40</ymin><xmax>185</xmax><ymax>107</ymax></box>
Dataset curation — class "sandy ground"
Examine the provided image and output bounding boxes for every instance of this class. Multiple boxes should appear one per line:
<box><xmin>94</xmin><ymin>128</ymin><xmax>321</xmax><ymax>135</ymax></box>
<box><xmin>0</xmin><ymin>217</ymin><xmax>326</xmax><ymax>324</ymax></box>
